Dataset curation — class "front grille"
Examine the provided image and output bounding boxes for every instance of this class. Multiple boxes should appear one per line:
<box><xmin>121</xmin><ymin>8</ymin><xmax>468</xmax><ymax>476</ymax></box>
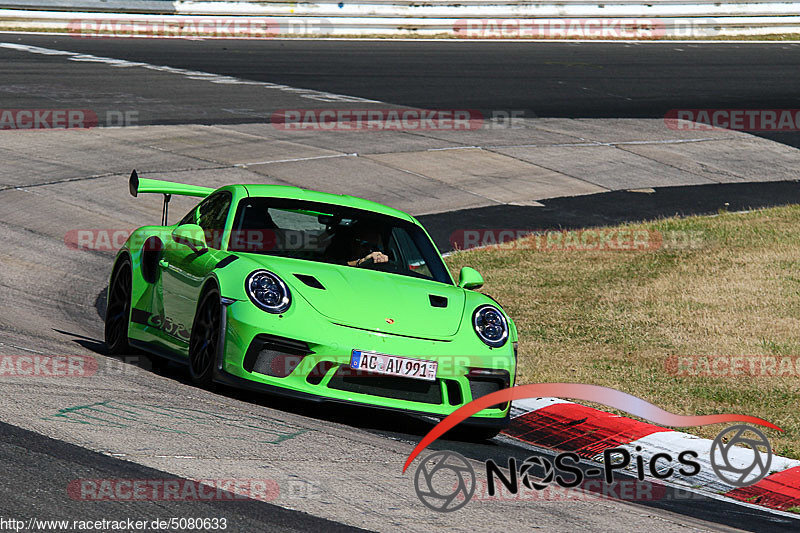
<box><xmin>468</xmin><ymin>369</ymin><xmax>511</xmax><ymax>410</ymax></box>
<box><xmin>445</xmin><ymin>379</ymin><xmax>463</xmax><ymax>405</ymax></box>
<box><xmin>327</xmin><ymin>367</ymin><xmax>443</xmax><ymax>404</ymax></box>
<box><xmin>469</xmin><ymin>380</ymin><xmax>501</xmax><ymax>402</ymax></box>
<box><xmin>306</xmin><ymin>361</ymin><xmax>336</xmax><ymax>385</ymax></box>
<box><xmin>244</xmin><ymin>334</ymin><xmax>312</xmax><ymax>377</ymax></box>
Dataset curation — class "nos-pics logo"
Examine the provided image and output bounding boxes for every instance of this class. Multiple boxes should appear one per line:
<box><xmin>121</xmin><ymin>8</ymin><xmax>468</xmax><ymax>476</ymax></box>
<box><xmin>404</xmin><ymin>384</ymin><xmax>780</xmax><ymax>512</ymax></box>
<box><xmin>412</xmin><ymin>424</ymin><xmax>773</xmax><ymax>512</ymax></box>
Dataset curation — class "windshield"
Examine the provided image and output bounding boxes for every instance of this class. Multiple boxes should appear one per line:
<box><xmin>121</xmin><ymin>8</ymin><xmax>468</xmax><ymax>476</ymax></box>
<box><xmin>228</xmin><ymin>198</ymin><xmax>452</xmax><ymax>284</ymax></box>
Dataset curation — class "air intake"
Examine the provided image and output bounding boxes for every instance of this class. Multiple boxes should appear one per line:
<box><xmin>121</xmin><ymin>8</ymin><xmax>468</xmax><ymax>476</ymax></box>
<box><xmin>429</xmin><ymin>295</ymin><xmax>448</xmax><ymax>308</ymax></box>
<box><xmin>243</xmin><ymin>334</ymin><xmax>312</xmax><ymax>378</ymax></box>
<box><xmin>294</xmin><ymin>274</ymin><xmax>325</xmax><ymax>290</ymax></box>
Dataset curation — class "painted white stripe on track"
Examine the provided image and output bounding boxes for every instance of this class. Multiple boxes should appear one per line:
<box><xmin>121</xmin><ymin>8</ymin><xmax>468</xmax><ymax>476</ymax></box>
<box><xmin>0</xmin><ymin>42</ymin><xmax>383</xmax><ymax>103</ymax></box>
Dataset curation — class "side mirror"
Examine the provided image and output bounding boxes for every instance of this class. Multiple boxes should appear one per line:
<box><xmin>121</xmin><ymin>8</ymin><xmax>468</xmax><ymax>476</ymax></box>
<box><xmin>172</xmin><ymin>224</ymin><xmax>208</xmax><ymax>254</ymax></box>
<box><xmin>457</xmin><ymin>267</ymin><xmax>484</xmax><ymax>289</ymax></box>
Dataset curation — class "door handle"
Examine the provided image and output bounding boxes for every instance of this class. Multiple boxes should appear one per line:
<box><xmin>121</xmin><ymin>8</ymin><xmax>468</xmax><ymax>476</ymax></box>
<box><xmin>158</xmin><ymin>259</ymin><xmax>169</xmax><ymax>268</ymax></box>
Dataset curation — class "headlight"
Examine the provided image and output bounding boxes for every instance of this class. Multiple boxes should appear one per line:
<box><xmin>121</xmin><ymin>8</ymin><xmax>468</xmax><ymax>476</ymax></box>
<box><xmin>472</xmin><ymin>305</ymin><xmax>508</xmax><ymax>347</ymax></box>
<box><xmin>245</xmin><ymin>270</ymin><xmax>291</xmax><ymax>313</ymax></box>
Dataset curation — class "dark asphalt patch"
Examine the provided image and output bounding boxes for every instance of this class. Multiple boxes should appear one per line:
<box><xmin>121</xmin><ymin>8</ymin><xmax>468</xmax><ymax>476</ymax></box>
<box><xmin>0</xmin><ymin>420</ymin><xmax>370</xmax><ymax>533</ymax></box>
<box><xmin>419</xmin><ymin>180</ymin><xmax>800</xmax><ymax>253</ymax></box>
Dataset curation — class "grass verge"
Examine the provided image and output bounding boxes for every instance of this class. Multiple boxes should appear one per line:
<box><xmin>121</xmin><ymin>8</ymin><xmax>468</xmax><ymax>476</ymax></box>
<box><xmin>445</xmin><ymin>205</ymin><xmax>800</xmax><ymax>459</ymax></box>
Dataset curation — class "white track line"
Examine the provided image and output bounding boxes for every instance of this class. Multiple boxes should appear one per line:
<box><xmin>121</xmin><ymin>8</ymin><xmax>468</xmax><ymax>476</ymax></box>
<box><xmin>234</xmin><ymin>153</ymin><xmax>358</xmax><ymax>167</ymax></box>
<box><xmin>0</xmin><ymin>42</ymin><xmax>382</xmax><ymax>103</ymax></box>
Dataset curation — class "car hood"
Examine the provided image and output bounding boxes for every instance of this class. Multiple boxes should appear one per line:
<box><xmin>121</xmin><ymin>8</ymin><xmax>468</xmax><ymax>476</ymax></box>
<box><xmin>248</xmin><ymin>255</ymin><xmax>465</xmax><ymax>339</ymax></box>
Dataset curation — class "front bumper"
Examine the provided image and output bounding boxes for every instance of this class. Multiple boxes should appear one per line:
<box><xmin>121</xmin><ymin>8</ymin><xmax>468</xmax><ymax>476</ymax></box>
<box><xmin>213</xmin><ymin>368</ymin><xmax>510</xmax><ymax>430</ymax></box>
<box><xmin>218</xmin><ymin>299</ymin><xmax>516</xmax><ymax>423</ymax></box>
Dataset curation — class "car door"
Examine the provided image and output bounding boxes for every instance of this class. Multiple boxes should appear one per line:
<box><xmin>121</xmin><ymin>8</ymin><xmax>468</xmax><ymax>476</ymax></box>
<box><xmin>160</xmin><ymin>191</ymin><xmax>231</xmax><ymax>348</ymax></box>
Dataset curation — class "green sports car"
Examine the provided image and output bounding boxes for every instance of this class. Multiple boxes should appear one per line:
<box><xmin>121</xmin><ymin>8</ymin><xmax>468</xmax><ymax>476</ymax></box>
<box><xmin>105</xmin><ymin>170</ymin><xmax>517</xmax><ymax>436</ymax></box>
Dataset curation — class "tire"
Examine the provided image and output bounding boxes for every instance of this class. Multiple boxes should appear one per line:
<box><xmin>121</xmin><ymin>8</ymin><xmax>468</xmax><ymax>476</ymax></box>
<box><xmin>188</xmin><ymin>286</ymin><xmax>221</xmax><ymax>387</ymax></box>
<box><xmin>104</xmin><ymin>258</ymin><xmax>132</xmax><ymax>355</ymax></box>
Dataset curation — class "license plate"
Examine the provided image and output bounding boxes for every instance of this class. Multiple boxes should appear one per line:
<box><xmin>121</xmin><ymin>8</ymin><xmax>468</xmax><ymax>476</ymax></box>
<box><xmin>350</xmin><ymin>350</ymin><xmax>437</xmax><ymax>381</ymax></box>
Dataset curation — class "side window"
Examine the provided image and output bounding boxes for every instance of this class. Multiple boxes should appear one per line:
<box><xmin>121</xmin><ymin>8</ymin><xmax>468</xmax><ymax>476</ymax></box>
<box><xmin>196</xmin><ymin>192</ymin><xmax>232</xmax><ymax>250</ymax></box>
<box><xmin>178</xmin><ymin>209</ymin><xmax>196</xmax><ymax>226</ymax></box>
<box><xmin>391</xmin><ymin>227</ymin><xmax>433</xmax><ymax>279</ymax></box>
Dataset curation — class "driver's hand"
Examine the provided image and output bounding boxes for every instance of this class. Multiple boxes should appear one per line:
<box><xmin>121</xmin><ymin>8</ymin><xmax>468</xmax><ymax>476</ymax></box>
<box><xmin>366</xmin><ymin>251</ymin><xmax>389</xmax><ymax>263</ymax></box>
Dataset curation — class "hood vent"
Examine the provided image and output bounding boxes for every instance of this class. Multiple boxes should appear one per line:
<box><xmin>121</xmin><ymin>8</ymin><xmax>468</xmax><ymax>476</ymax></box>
<box><xmin>429</xmin><ymin>295</ymin><xmax>448</xmax><ymax>308</ymax></box>
<box><xmin>294</xmin><ymin>273</ymin><xmax>325</xmax><ymax>290</ymax></box>
<box><xmin>215</xmin><ymin>255</ymin><xmax>238</xmax><ymax>269</ymax></box>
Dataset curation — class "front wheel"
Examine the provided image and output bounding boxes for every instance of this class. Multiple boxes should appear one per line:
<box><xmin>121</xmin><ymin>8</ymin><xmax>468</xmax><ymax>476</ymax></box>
<box><xmin>105</xmin><ymin>258</ymin><xmax>132</xmax><ymax>355</ymax></box>
<box><xmin>188</xmin><ymin>287</ymin><xmax>221</xmax><ymax>387</ymax></box>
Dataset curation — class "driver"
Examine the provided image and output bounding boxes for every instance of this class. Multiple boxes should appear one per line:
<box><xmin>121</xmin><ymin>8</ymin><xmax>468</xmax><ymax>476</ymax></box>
<box><xmin>347</xmin><ymin>224</ymin><xmax>389</xmax><ymax>267</ymax></box>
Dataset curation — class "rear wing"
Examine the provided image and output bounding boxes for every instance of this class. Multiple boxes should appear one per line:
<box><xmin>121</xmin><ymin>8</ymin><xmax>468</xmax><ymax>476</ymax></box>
<box><xmin>129</xmin><ymin>169</ymin><xmax>214</xmax><ymax>198</ymax></box>
<box><xmin>129</xmin><ymin>169</ymin><xmax>215</xmax><ymax>225</ymax></box>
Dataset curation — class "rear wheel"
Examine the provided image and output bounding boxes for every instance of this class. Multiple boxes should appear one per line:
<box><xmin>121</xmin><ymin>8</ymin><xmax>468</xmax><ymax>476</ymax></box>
<box><xmin>104</xmin><ymin>258</ymin><xmax>132</xmax><ymax>355</ymax></box>
<box><xmin>188</xmin><ymin>287</ymin><xmax>220</xmax><ymax>387</ymax></box>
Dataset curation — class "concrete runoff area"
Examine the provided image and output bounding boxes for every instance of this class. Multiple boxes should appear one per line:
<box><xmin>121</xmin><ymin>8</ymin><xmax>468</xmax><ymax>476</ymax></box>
<box><xmin>2</xmin><ymin>118</ymin><xmax>797</xmax><ymax>214</ymax></box>
<box><xmin>1</xmin><ymin>119</ymin><xmax>800</xmax><ymax>532</ymax></box>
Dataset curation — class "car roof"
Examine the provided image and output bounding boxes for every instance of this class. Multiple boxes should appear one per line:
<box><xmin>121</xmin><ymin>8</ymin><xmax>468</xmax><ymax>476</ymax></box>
<box><xmin>236</xmin><ymin>184</ymin><xmax>417</xmax><ymax>224</ymax></box>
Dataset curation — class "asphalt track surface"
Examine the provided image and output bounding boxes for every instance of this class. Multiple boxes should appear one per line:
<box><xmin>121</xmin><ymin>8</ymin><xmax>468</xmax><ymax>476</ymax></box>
<box><xmin>1</xmin><ymin>34</ymin><xmax>800</xmax><ymax>532</ymax></box>
<box><xmin>2</xmin><ymin>35</ymin><xmax>800</xmax><ymax>146</ymax></box>
<box><xmin>0</xmin><ymin>421</ymin><xmax>367</xmax><ymax>533</ymax></box>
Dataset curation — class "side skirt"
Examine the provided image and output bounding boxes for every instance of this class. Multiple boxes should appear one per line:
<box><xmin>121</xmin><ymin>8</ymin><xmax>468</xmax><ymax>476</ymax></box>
<box><xmin>129</xmin><ymin>339</ymin><xmax>188</xmax><ymax>366</ymax></box>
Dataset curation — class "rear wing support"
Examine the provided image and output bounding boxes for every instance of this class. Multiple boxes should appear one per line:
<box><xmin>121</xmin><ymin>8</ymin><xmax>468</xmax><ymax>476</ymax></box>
<box><xmin>161</xmin><ymin>194</ymin><xmax>171</xmax><ymax>226</ymax></box>
<box><xmin>129</xmin><ymin>169</ymin><xmax>214</xmax><ymax>226</ymax></box>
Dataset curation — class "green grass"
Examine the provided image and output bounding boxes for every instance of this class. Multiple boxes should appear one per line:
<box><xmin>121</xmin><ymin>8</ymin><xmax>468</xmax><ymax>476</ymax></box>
<box><xmin>445</xmin><ymin>205</ymin><xmax>800</xmax><ymax>459</ymax></box>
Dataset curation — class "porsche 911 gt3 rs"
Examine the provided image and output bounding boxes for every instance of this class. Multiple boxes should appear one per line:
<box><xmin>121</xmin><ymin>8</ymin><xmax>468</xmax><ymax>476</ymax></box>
<box><xmin>105</xmin><ymin>170</ymin><xmax>517</xmax><ymax>437</ymax></box>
